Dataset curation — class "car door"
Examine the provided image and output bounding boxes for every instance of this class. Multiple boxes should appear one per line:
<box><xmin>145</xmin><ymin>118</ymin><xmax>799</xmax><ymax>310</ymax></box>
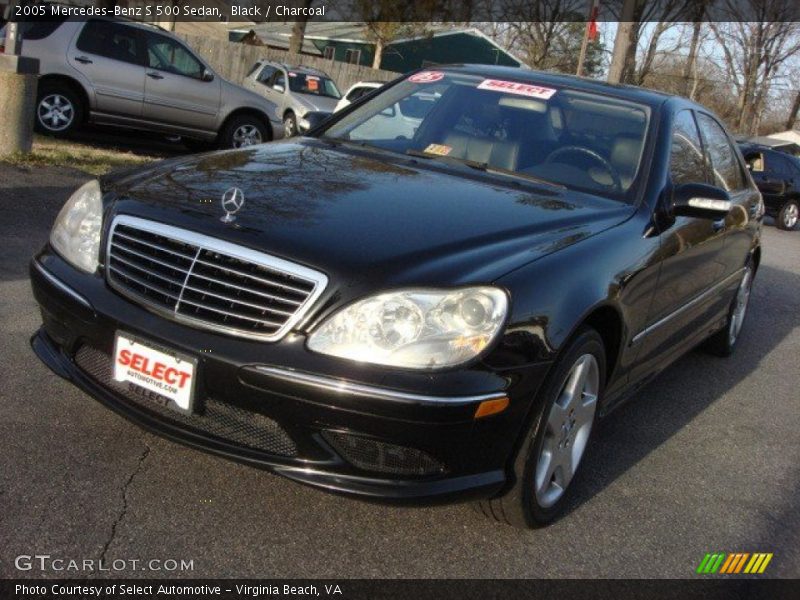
<box><xmin>745</xmin><ymin>149</ymin><xmax>786</xmax><ymax>209</ymax></box>
<box><xmin>67</xmin><ymin>19</ymin><xmax>146</xmax><ymax>117</ymax></box>
<box><xmin>694</xmin><ymin>113</ymin><xmax>760</xmax><ymax>276</ymax></box>
<box><xmin>248</xmin><ymin>63</ymin><xmax>278</xmax><ymax>96</ymax></box>
<box><xmin>633</xmin><ymin>109</ymin><xmax>729</xmax><ymax>370</ymax></box>
<box><xmin>141</xmin><ymin>31</ymin><xmax>221</xmax><ymax>132</ymax></box>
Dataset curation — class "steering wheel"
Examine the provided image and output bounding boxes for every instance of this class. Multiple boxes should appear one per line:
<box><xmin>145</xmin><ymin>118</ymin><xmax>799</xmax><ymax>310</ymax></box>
<box><xmin>545</xmin><ymin>146</ymin><xmax>622</xmax><ymax>192</ymax></box>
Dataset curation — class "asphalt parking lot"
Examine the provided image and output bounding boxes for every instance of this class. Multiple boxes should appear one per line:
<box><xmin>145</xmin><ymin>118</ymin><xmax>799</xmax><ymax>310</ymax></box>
<box><xmin>1</xmin><ymin>161</ymin><xmax>798</xmax><ymax>579</ymax></box>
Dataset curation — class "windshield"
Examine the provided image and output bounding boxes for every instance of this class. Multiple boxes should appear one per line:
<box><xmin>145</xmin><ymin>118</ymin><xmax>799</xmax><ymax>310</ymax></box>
<box><xmin>322</xmin><ymin>71</ymin><xmax>650</xmax><ymax>201</ymax></box>
<box><xmin>289</xmin><ymin>72</ymin><xmax>341</xmax><ymax>99</ymax></box>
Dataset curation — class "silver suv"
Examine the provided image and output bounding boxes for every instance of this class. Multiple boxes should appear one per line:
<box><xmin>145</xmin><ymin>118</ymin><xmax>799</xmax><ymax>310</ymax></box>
<box><xmin>244</xmin><ymin>61</ymin><xmax>342</xmax><ymax>136</ymax></box>
<box><xmin>15</xmin><ymin>16</ymin><xmax>283</xmax><ymax>148</ymax></box>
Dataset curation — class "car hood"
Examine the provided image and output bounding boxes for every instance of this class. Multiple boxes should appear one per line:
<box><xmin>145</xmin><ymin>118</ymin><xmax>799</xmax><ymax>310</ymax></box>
<box><xmin>105</xmin><ymin>141</ymin><xmax>634</xmax><ymax>291</ymax></box>
<box><xmin>293</xmin><ymin>94</ymin><xmax>339</xmax><ymax>114</ymax></box>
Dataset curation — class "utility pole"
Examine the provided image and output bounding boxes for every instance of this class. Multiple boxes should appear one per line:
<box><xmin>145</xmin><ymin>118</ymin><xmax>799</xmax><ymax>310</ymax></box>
<box><xmin>576</xmin><ymin>0</ymin><xmax>599</xmax><ymax>77</ymax></box>
<box><xmin>0</xmin><ymin>0</ymin><xmax>40</xmax><ymax>157</ymax></box>
<box><xmin>607</xmin><ymin>0</ymin><xmax>637</xmax><ymax>84</ymax></box>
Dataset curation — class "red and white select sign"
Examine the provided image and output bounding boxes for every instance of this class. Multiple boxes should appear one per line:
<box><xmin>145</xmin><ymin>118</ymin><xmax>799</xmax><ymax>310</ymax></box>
<box><xmin>477</xmin><ymin>79</ymin><xmax>557</xmax><ymax>99</ymax></box>
<box><xmin>408</xmin><ymin>71</ymin><xmax>445</xmax><ymax>84</ymax></box>
<box><xmin>113</xmin><ymin>333</ymin><xmax>195</xmax><ymax>411</ymax></box>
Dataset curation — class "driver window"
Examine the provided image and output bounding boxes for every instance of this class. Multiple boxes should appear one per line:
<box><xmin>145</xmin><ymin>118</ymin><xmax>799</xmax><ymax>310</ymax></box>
<box><xmin>670</xmin><ymin>110</ymin><xmax>708</xmax><ymax>186</ymax></box>
<box><xmin>257</xmin><ymin>65</ymin><xmax>277</xmax><ymax>85</ymax></box>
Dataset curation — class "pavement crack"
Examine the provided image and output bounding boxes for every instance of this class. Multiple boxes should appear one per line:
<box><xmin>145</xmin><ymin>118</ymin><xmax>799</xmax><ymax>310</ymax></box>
<box><xmin>99</xmin><ymin>441</ymin><xmax>151</xmax><ymax>563</ymax></box>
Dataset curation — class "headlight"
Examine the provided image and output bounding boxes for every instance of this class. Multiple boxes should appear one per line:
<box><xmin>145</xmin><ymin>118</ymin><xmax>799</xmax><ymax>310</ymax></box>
<box><xmin>50</xmin><ymin>179</ymin><xmax>103</xmax><ymax>273</ymax></box>
<box><xmin>307</xmin><ymin>287</ymin><xmax>509</xmax><ymax>369</ymax></box>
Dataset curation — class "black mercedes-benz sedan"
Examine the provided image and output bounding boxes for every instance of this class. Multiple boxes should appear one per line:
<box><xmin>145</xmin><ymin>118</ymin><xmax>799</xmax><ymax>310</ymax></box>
<box><xmin>30</xmin><ymin>65</ymin><xmax>762</xmax><ymax>527</ymax></box>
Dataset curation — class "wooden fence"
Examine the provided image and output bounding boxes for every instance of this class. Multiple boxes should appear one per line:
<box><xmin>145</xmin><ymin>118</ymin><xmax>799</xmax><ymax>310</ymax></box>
<box><xmin>179</xmin><ymin>34</ymin><xmax>399</xmax><ymax>92</ymax></box>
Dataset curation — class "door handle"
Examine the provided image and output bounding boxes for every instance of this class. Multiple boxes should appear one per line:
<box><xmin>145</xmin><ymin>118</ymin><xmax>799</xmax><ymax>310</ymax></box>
<box><xmin>74</xmin><ymin>56</ymin><xmax>93</xmax><ymax>64</ymax></box>
<box><xmin>146</xmin><ymin>71</ymin><xmax>164</xmax><ymax>80</ymax></box>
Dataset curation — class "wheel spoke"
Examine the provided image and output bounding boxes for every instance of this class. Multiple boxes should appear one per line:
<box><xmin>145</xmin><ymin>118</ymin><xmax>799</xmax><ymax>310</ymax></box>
<box><xmin>534</xmin><ymin>352</ymin><xmax>599</xmax><ymax>508</ymax></box>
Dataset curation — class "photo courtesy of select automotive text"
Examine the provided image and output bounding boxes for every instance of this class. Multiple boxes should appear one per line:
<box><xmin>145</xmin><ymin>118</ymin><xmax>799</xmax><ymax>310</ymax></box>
<box><xmin>1</xmin><ymin>0</ymin><xmax>799</xmax><ymax>597</ymax></box>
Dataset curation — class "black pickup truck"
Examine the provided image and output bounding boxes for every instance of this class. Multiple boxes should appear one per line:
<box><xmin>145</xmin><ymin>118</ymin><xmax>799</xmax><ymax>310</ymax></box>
<box><xmin>739</xmin><ymin>143</ymin><xmax>800</xmax><ymax>230</ymax></box>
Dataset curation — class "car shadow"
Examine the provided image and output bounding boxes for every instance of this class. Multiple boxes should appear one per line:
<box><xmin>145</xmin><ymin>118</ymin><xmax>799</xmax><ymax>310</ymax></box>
<box><xmin>560</xmin><ymin>261</ymin><xmax>797</xmax><ymax>518</ymax></box>
<box><xmin>43</xmin><ymin>125</ymin><xmax>189</xmax><ymax>158</ymax></box>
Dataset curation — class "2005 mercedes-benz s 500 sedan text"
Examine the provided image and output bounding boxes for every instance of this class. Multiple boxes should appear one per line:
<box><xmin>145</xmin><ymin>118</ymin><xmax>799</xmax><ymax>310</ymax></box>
<box><xmin>30</xmin><ymin>65</ymin><xmax>762</xmax><ymax>527</ymax></box>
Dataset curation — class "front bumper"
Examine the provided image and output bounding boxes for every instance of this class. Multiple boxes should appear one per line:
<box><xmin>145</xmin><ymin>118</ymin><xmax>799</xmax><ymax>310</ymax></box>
<box><xmin>29</xmin><ymin>250</ymin><xmax>552</xmax><ymax>503</ymax></box>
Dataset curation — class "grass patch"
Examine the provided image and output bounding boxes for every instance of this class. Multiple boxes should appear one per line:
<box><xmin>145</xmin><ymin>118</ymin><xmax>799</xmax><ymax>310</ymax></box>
<box><xmin>2</xmin><ymin>135</ymin><xmax>158</xmax><ymax>176</ymax></box>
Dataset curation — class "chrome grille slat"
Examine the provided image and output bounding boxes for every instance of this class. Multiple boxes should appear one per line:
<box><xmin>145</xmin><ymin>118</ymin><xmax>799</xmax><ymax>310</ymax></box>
<box><xmin>185</xmin><ymin>270</ymin><xmax>303</xmax><ymax>306</ymax></box>
<box><xmin>177</xmin><ymin>297</ymin><xmax>284</xmax><ymax>327</ymax></box>
<box><xmin>193</xmin><ymin>257</ymin><xmax>313</xmax><ymax>296</ymax></box>
<box><xmin>111</xmin><ymin>241</ymin><xmax>193</xmax><ymax>274</ymax></box>
<box><xmin>180</xmin><ymin>283</ymin><xmax>295</xmax><ymax>316</ymax></box>
<box><xmin>113</xmin><ymin>229</ymin><xmax>197</xmax><ymax>261</ymax></box>
<box><xmin>109</xmin><ymin>265</ymin><xmax>181</xmax><ymax>301</ymax></box>
<box><xmin>110</xmin><ymin>250</ymin><xmax>188</xmax><ymax>287</ymax></box>
<box><xmin>106</xmin><ymin>216</ymin><xmax>328</xmax><ymax>341</ymax></box>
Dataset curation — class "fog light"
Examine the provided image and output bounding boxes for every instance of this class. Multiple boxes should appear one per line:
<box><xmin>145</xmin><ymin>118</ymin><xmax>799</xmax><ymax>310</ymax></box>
<box><xmin>474</xmin><ymin>397</ymin><xmax>509</xmax><ymax>419</ymax></box>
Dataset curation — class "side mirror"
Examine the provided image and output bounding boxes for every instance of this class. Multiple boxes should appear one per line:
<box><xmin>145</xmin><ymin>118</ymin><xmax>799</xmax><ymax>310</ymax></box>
<box><xmin>201</xmin><ymin>69</ymin><xmax>214</xmax><ymax>82</ymax></box>
<box><xmin>272</xmin><ymin>83</ymin><xmax>285</xmax><ymax>93</ymax></box>
<box><xmin>672</xmin><ymin>183</ymin><xmax>731</xmax><ymax>220</ymax></box>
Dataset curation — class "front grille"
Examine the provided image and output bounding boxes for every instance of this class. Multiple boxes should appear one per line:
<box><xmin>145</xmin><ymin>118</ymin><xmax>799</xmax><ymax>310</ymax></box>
<box><xmin>106</xmin><ymin>215</ymin><xmax>327</xmax><ymax>341</ymax></box>
<box><xmin>322</xmin><ymin>431</ymin><xmax>445</xmax><ymax>476</ymax></box>
<box><xmin>75</xmin><ymin>345</ymin><xmax>298</xmax><ymax>457</ymax></box>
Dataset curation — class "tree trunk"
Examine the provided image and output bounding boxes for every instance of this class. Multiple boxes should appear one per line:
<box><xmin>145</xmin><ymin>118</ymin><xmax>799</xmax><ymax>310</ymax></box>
<box><xmin>288</xmin><ymin>20</ymin><xmax>308</xmax><ymax>56</ymax></box>
<box><xmin>607</xmin><ymin>0</ymin><xmax>638</xmax><ymax>84</ymax></box>
<box><xmin>786</xmin><ymin>91</ymin><xmax>800</xmax><ymax>130</ymax></box>
<box><xmin>372</xmin><ymin>38</ymin><xmax>384</xmax><ymax>69</ymax></box>
<box><xmin>682</xmin><ymin>21</ymin><xmax>702</xmax><ymax>97</ymax></box>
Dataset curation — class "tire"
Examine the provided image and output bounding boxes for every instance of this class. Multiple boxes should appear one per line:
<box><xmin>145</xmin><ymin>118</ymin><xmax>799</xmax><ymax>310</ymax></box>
<box><xmin>219</xmin><ymin>114</ymin><xmax>268</xmax><ymax>149</ymax></box>
<box><xmin>476</xmin><ymin>327</ymin><xmax>606</xmax><ymax>528</ymax></box>
<box><xmin>776</xmin><ymin>201</ymin><xmax>798</xmax><ymax>230</ymax></box>
<box><xmin>703</xmin><ymin>263</ymin><xmax>754</xmax><ymax>357</ymax></box>
<box><xmin>35</xmin><ymin>83</ymin><xmax>83</xmax><ymax>135</ymax></box>
<box><xmin>283</xmin><ymin>112</ymin><xmax>297</xmax><ymax>137</ymax></box>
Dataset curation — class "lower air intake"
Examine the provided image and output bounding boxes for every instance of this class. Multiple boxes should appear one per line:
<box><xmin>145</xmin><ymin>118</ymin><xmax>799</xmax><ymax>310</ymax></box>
<box><xmin>322</xmin><ymin>430</ymin><xmax>445</xmax><ymax>476</ymax></box>
<box><xmin>74</xmin><ymin>345</ymin><xmax>298</xmax><ymax>457</ymax></box>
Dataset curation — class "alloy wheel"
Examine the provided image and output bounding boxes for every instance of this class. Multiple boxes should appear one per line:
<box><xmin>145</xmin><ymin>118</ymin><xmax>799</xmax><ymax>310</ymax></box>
<box><xmin>729</xmin><ymin>267</ymin><xmax>752</xmax><ymax>345</ymax></box>
<box><xmin>535</xmin><ymin>353</ymin><xmax>599</xmax><ymax>508</ymax></box>
<box><xmin>284</xmin><ymin>116</ymin><xmax>296</xmax><ymax>137</ymax></box>
<box><xmin>232</xmin><ymin>124</ymin><xmax>262</xmax><ymax>148</ymax></box>
<box><xmin>38</xmin><ymin>94</ymin><xmax>75</xmax><ymax>132</ymax></box>
<box><xmin>783</xmin><ymin>204</ymin><xmax>798</xmax><ymax>229</ymax></box>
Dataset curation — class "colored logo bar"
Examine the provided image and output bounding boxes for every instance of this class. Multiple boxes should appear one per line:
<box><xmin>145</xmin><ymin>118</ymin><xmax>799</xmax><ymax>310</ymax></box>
<box><xmin>696</xmin><ymin>553</ymin><xmax>773</xmax><ymax>574</ymax></box>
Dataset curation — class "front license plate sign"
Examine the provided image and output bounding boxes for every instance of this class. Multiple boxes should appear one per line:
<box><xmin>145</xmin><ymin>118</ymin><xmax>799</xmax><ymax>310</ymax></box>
<box><xmin>113</xmin><ymin>332</ymin><xmax>197</xmax><ymax>413</ymax></box>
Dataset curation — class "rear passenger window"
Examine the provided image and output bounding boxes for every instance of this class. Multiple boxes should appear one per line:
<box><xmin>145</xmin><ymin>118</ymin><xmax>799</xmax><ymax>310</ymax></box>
<box><xmin>76</xmin><ymin>20</ymin><xmax>141</xmax><ymax>65</ymax></box>
<box><xmin>23</xmin><ymin>16</ymin><xmax>68</xmax><ymax>40</ymax></box>
<box><xmin>696</xmin><ymin>113</ymin><xmax>745</xmax><ymax>191</ymax></box>
<box><xmin>670</xmin><ymin>110</ymin><xmax>707</xmax><ymax>185</ymax></box>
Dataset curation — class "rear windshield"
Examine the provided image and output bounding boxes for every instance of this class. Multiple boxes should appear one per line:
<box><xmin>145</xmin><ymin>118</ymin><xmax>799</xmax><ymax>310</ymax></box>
<box><xmin>322</xmin><ymin>71</ymin><xmax>651</xmax><ymax>202</ymax></box>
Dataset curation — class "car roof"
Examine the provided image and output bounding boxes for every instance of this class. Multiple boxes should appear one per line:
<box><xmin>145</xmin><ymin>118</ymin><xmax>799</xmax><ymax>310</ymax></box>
<box><xmin>262</xmin><ymin>61</ymin><xmax>330</xmax><ymax>78</ymax></box>
<box><xmin>437</xmin><ymin>64</ymin><xmax>688</xmax><ymax>110</ymax></box>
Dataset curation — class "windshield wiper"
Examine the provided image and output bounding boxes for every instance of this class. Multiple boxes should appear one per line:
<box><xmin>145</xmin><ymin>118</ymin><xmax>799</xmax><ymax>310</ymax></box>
<box><xmin>405</xmin><ymin>149</ymin><xmax>564</xmax><ymax>189</ymax></box>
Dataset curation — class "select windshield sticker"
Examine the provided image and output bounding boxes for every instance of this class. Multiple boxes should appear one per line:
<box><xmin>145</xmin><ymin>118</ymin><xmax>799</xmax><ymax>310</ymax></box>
<box><xmin>424</xmin><ymin>143</ymin><xmax>452</xmax><ymax>156</ymax></box>
<box><xmin>408</xmin><ymin>71</ymin><xmax>445</xmax><ymax>84</ymax></box>
<box><xmin>477</xmin><ymin>79</ymin><xmax>557</xmax><ymax>99</ymax></box>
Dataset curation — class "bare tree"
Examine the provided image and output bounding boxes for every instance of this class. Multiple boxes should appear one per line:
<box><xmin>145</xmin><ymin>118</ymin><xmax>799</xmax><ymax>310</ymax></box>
<box><xmin>605</xmin><ymin>0</ymin><xmax>694</xmax><ymax>84</ymax></box>
<box><xmin>709</xmin><ymin>0</ymin><xmax>800</xmax><ymax>134</ymax></box>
